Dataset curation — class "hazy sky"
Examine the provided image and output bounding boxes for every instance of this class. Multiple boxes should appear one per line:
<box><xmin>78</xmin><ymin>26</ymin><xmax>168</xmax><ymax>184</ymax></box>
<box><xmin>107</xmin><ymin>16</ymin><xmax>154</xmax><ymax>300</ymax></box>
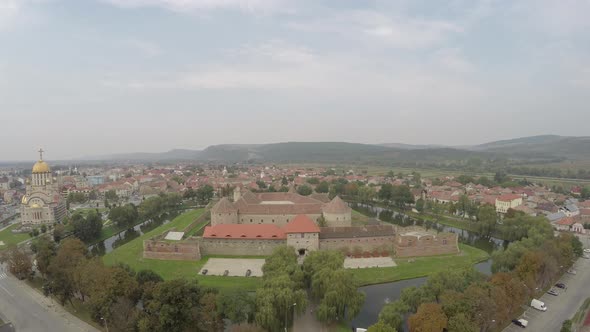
<box><xmin>1</xmin><ymin>0</ymin><xmax>589</xmax><ymax>160</ymax></box>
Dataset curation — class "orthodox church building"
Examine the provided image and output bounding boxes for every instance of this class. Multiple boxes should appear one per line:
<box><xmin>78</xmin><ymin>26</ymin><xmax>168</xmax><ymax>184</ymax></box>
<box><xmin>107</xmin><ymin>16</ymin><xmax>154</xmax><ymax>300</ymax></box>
<box><xmin>20</xmin><ymin>149</ymin><xmax>66</xmax><ymax>225</ymax></box>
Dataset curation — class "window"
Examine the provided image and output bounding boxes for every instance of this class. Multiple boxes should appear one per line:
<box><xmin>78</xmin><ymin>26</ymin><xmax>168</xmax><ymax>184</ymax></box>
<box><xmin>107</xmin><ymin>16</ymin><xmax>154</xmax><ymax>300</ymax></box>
<box><xmin>442</xmin><ymin>239</ymin><xmax>447</xmax><ymax>245</ymax></box>
<box><xmin>301</xmin><ymin>233</ymin><xmax>304</xmax><ymax>238</ymax></box>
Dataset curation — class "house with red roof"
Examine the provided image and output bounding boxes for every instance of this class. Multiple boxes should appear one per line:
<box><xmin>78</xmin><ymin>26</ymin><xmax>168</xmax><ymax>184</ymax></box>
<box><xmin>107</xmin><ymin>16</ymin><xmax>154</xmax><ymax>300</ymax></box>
<box><xmin>495</xmin><ymin>194</ymin><xmax>523</xmax><ymax>213</ymax></box>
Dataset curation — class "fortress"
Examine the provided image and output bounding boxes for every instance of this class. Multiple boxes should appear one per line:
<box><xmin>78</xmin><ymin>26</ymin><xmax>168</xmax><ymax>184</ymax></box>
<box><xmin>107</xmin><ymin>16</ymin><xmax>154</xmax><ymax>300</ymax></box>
<box><xmin>144</xmin><ymin>190</ymin><xmax>459</xmax><ymax>261</ymax></box>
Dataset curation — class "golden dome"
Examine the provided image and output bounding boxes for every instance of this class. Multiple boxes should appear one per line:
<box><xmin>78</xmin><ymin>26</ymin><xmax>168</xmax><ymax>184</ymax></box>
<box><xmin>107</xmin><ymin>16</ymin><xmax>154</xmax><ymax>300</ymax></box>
<box><xmin>31</xmin><ymin>203</ymin><xmax>41</xmax><ymax>209</ymax></box>
<box><xmin>32</xmin><ymin>160</ymin><xmax>50</xmax><ymax>173</ymax></box>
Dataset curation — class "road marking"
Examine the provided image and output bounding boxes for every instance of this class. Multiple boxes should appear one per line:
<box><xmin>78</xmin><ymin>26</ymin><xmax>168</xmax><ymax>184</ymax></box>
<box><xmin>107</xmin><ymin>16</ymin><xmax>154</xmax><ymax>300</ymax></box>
<box><xmin>0</xmin><ymin>273</ymin><xmax>6</xmax><ymax>279</ymax></box>
<box><xmin>0</xmin><ymin>284</ymin><xmax>14</xmax><ymax>297</ymax></box>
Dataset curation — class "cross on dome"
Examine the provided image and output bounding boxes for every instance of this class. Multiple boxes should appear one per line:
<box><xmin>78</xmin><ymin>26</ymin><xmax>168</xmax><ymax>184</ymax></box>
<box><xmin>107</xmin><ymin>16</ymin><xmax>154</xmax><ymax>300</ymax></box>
<box><xmin>38</xmin><ymin>148</ymin><xmax>44</xmax><ymax>160</ymax></box>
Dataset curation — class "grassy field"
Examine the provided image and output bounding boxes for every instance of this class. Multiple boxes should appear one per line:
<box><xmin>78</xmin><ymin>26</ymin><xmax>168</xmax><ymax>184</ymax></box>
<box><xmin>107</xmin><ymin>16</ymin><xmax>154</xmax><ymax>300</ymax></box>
<box><xmin>0</xmin><ymin>223</ymin><xmax>31</xmax><ymax>250</ymax></box>
<box><xmin>103</xmin><ymin>209</ymin><xmax>261</xmax><ymax>292</ymax></box>
<box><xmin>351</xmin><ymin>210</ymin><xmax>370</xmax><ymax>225</ymax></box>
<box><xmin>350</xmin><ymin>244</ymin><xmax>489</xmax><ymax>286</ymax></box>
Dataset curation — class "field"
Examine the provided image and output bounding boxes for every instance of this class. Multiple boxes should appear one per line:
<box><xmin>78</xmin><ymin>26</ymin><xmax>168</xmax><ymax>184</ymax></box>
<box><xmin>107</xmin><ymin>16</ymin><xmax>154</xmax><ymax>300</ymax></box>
<box><xmin>351</xmin><ymin>210</ymin><xmax>370</xmax><ymax>225</ymax></box>
<box><xmin>102</xmin><ymin>209</ymin><xmax>261</xmax><ymax>292</ymax></box>
<box><xmin>0</xmin><ymin>223</ymin><xmax>31</xmax><ymax>250</ymax></box>
<box><xmin>350</xmin><ymin>244</ymin><xmax>489</xmax><ymax>286</ymax></box>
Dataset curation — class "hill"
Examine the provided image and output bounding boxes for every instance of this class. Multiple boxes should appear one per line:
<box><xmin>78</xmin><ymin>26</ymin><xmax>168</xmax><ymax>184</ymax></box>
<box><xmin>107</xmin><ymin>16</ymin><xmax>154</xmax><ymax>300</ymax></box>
<box><xmin>470</xmin><ymin>135</ymin><xmax>590</xmax><ymax>159</ymax></box>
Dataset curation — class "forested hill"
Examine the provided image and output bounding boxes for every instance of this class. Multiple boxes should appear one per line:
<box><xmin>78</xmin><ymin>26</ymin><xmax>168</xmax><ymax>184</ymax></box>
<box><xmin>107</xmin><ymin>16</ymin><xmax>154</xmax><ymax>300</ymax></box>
<box><xmin>469</xmin><ymin>135</ymin><xmax>590</xmax><ymax>159</ymax></box>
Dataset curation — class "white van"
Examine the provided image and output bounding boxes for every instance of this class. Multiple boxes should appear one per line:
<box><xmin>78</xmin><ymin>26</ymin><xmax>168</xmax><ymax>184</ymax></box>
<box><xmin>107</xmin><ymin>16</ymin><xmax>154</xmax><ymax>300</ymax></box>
<box><xmin>531</xmin><ymin>299</ymin><xmax>547</xmax><ymax>311</ymax></box>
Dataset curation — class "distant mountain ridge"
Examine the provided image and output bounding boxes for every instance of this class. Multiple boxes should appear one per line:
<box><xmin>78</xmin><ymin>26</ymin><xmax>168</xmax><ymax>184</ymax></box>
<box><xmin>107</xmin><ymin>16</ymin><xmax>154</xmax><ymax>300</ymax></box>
<box><xmin>79</xmin><ymin>135</ymin><xmax>590</xmax><ymax>163</ymax></box>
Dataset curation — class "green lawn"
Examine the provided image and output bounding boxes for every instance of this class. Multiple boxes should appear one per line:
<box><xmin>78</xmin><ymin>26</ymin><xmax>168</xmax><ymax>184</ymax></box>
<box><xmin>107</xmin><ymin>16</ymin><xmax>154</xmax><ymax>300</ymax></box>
<box><xmin>350</xmin><ymin>244</ymin><xmax>489</xmax><ymax>286</ymax></box>
<box><xmin>351</xmin><ymin>210</ymin><xmax>370</xmax><ymax>225</ymax></box>
<box><xmin>0</xmin><ymin>223</ymin><xmax>31</xmax><ymax>250</ymax></box>
<box><xmin>103</xmin><ymin>209</ymin><xmax>262</xmax><ymax>292</ymax></box>
<box><xmin>184</xmin><ymin>219</ymin><xmax>210</xmax><ymax>238</ymax></box>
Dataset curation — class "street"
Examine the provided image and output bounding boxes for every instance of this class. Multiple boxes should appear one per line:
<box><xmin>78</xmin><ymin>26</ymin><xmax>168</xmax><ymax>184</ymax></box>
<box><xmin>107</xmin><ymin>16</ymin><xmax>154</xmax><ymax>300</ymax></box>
<box><xmin>0</xmin><ymin>264</ymin><xmax>98</xmax><ymax>332</ymax></box>
<box><xmin>503</xmin><ymin>257</ymin><xmax>590</xmax><ymax>332</ymax></box>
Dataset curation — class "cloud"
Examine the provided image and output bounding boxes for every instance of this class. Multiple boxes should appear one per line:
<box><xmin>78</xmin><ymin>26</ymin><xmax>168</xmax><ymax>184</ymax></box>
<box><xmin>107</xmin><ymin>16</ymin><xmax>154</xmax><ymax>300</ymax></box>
<box><xmin>0</xmin><ymin>0</ymin><xmax>21</xmax><ymax>30</ymax></box>
<box><xmin>287</xmin><ymin>10</ymin><xmax>463</xmax><ymax>50</ymax></box>
<box><xmin>101</xmin><ymin>40</ymin><xmax>486</xmax><ymax>113</ymax></box>
<box><xmin>127</xmin><ymin>39</ymin><xmax>162</xmax><ymax>57</ymax></box>
<box><xmin>101</xmin><ymin>0</ymin><xmax>289</xmax><ymax>13</ymax></box>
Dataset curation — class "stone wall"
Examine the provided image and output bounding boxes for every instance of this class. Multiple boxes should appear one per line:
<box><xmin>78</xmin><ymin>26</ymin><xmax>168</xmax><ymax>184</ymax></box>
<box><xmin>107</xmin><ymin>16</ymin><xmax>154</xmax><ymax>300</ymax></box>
<box><xmin>323</xmin><ymin>212</ymin><xmax>352</xmax><ymax>227</ymax></box>
<box><xmin>236</xmin><ymin>213</ymin><xmax>322</xmax><ymax>227</ymax></box>
<box><xmin>393</xmin><ymin>232</ymin><xmax>459</xmax><ymax>258</ymax></box>
<box><xmin>143</xmin><ymin>239</ymin><xmax>201</xmax><ymax>261</ymax></box>
<box><xmin>319</xmin><ymin>235</ymin><xmax>394</xmax><ymax>253</ymax></box>
<box><xmin>286</xmin><ymin>233</ymin><xmax>319</xmax><ymax>254</ymax></box>
<box><xmin>200</xmin><ymin>238</ymin><xmax>284</xmax><ymax>256</ymax></box>
<box><xmin>211</xmin><ymin>211</ymin><xmax>238</xmax><ymax>226</ymax></box>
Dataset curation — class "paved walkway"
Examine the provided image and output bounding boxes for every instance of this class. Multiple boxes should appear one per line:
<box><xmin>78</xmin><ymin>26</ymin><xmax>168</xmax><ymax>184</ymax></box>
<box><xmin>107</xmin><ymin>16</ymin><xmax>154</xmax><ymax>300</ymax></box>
<box><xmin>344</xmin><ymin>257</ymin><xmax>396</xmax><ymax>269</ymax></box>
<box><xmin>199</xmin><ymin>258</ymin><xmax>265</xmax><ymax>277</ymax></box>
<box><xmin>0</xmin><ymin>264</ymin><xmax>98</xmax><ymax>332</ymax></box>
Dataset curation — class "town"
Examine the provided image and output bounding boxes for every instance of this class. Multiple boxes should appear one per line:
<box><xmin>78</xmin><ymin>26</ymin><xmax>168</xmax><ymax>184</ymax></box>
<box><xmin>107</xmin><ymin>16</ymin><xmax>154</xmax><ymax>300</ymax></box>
<box><xmin>1</xmin><ymin>150</ymin><xmax>589</xmax><ymax>332</ymax></box>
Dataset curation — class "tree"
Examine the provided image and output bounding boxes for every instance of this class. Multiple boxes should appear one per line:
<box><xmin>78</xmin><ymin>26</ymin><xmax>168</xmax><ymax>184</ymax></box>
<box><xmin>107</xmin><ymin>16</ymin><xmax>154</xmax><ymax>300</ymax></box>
<box><xmin>71</xmin><ymin>210</ymin><xmax>103</xmax><ymax>243</ymax></box>
<box><xmin>109</xmin><ymin>204</ymin><xmax>139</xmax><ymax>228</ymax></box>
<box><xmin>408</xmin><ymin>302</ymin><xmax>447</xmax><ymax>332</ymax></box>
<box><xmin>306</xmin><ymin>177</ymin><xmax>320</xmax><ymax>185</ymax></box>
<box><xmin>494</xmin><ymin>171</ymin><xmax>508</xmax><ymax>184</ymax></box>
<box><xmin>136</xmin><ymin>269</ymin><xmax>163</xmax><ymax>285</ymax></box>
<box><xmin>297</xmin><ymin>185</ymin><xmax>313</xmax><ymax>196</ymax></box>
<box><xmin>53</xmin><ymin>224</ymin><xmax>65</xmax><ymax>242</ymax></box>
<box><xmin>138</xmin><ymin>279</ymin><xmax>204</xmax><ymax>332</ymax></box>
<box><xmin>218</xmin><ymin>291</ymin><xmax>256</xmax><ymax>325</ymax></box>
<box><xmin>378</xmin><ymin>301</ymin><xmax>409</xmax><ymax>331</ymax></box>
<box><xmin>108</xmin><ymin>297</ymin><xmax>140</xmax><ymax>332</ymax></box>
<box><xmin>358</xmin><ymin>185</ymin><xmax>376</xmax><ymax>203</ymax></box>
<box><xmin>391</xmin><ymin>185</ymin><xmax>414</xmax><ymax>209</ymax></box>
<box><xmin>196</xmin><ymin>185</ymin><xmax>214</xmax><ymax>204</ymax></box>
<box><xmin>35</xmin><ymin>237</ymin><xmax>56</xmax><ymax>277</ymax></box>
<box><xmin>415</xmin><ymin>198</ymin><xmax>425</xmax><ymax>213</ymax></box>
<box><xmin>477</xmin><ymin>205</ymin><xmax>497</xmax><ymax>237</ymax></box>
<box><xmin>561</xmin><ymin>320</ymin><xmax>573</xmax><ymax>332</ymax></box>
<box><xmin>281</xmin><ymin>176</ymin><xmax>289</xmax><ymax>186</ymax></box>
<box><xmin>457</xmin><ymin>195</ymin><xmax>471</xmax><ymax>218</ymax></box>
<box><xmin>198</xmin><ymin>292</ymin><xmax>224</xmax><ymax>331</ymax></box>
<box><xmin>447</xmin><ymin>313</ymin><xmax>477</xmax><ymax>332</ymax></box>
<box><xmin>105</xmin><ymin>190</ymin><xmax>118</xmax><ymax>201</ymax></box>
<box><xmin>3</xmin><ymin>247</ymin><xmax>32</xmax><ymax>279</ymax></box>
<box><xmin>400</xmin><ymin>286</ymin><xmax>433</xmax><ymax>313</ymax></box>
<box><xmin>316</xmin><ymin>181</ymin><xmax>330</xmax><ymax>193</ymax></box>
<box><xmin>315</xmin><ymin>269</ymin><xmax>365</xmax><ymax>323</ymax></box>
<box><xmin>47</xmin><ymin>238</ymin><xmax>88</xmax><ymax>305</ymax></box>
<box><xmin>378</xmin><ymin>184</ymin><xmax>393</xmax><ymax>201</ymax></box>
<box><xmin>368</xmin><ymin>320</ymin><xmax>398</xmax><ymax>332</ymax></box>
<box><xmin>255</xmin><ymin>274</ymin><xmax>307</xmax><ymax>332</ymax></box>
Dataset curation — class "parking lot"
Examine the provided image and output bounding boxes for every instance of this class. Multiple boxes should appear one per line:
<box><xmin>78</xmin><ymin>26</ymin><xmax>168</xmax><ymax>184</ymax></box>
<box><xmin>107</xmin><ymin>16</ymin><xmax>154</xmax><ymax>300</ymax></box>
<box><xmin>503</xmin><ymin>258</ymin><xmax>588</xmax><ymax>332</ymax></box>
<box><xmin>198</xmin><ymin>258</ymin><xmax>265</xmax><ymax>277</ymax></box>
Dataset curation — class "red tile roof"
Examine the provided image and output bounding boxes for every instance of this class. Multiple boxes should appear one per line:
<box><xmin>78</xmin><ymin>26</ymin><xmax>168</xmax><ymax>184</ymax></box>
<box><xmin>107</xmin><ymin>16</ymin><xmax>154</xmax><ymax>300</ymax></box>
<box><xmin>283</xmin><ymin>215</ymin><xmax>320</xmax><ymax>233</ymax></box>
<box><xmin>203</xmin><ymin>224</ymin><xmax>285</xmax><ymax>240</ymax></box>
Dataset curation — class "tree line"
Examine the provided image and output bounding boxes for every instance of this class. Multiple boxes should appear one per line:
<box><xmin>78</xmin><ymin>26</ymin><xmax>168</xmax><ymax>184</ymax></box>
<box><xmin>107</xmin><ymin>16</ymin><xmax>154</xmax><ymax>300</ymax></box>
<box><xmin>368</xmin><ymin>216</ymin><xmax>583</xmax><ymax>332</ymax></box>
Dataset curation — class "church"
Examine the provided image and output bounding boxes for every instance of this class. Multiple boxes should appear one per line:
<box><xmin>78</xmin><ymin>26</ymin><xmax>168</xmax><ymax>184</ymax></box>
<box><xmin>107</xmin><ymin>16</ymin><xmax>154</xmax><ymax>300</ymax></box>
<box><xmin>20</xmin><ymin>149</ymin><xmax>66</xmax><ymax>226</ymax></box>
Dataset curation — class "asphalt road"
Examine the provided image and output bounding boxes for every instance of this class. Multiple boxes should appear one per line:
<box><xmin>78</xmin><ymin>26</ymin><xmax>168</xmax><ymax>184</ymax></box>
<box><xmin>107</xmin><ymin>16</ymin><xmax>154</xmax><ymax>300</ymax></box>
<box><xmin>503</xmin><ymin>257</ymin><xmax>590</xmax><ymax>332</ymax></box>
<box><xmin>0</xmin><ymin>264</ymin><xmax>98</xmax><ymax>332</ymax></box>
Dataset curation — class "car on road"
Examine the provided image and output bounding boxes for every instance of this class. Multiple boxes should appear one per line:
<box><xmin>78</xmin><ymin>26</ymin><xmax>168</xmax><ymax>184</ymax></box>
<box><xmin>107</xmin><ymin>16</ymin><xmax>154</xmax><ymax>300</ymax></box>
<box><xmin>245</xmin><ymin>269</ymin><xmax>252</xmax><ymax>277</ymax></box>
<box><xmin>584</xmin><ymin>248</ymin><xmax>590</xmax><ymax>253</ymax></box>
<box><xmin>223</xmin><ymin>270</ymin><xmax>229</xmax><ymax>276</ymax></box>
<box><xmin>567</xmin><ymin>269</ymin><xmax>577</xmax><ymax>275</ymax></box>
<box><xmin>547</xmin><ymin>289</ymin><xmax>559</xmax><ymax>296</ymax></box>
<box><xmin>511</xmin><ymin>319</ymin><xmax>528</xmax><ymax>328</ymax></box>
<box><xmin>555</xmin><ymin>283</ymin><xmax>567</xmax><ymax>289</ymax></box>
<box><xmin>531</xmin><ymin>299</ymin><xmax>547</xmax><ymax>311</ymax></box>
<box><xmin>201</xmin><ymin>269</ymin><xmax>208</xmax><ymax>275</ymax></box>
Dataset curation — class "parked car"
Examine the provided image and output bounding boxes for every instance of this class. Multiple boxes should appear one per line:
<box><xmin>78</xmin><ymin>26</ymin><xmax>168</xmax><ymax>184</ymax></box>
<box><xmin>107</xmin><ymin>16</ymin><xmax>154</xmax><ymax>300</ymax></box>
<box><xmin>555</xmin><ymin>283</ymin><xmax>566</xmax><ymax>289</ymax></box>
<box><xmin>567</xmin><ymin>269</ymin><xmax>577</xmax><ymax>275</ymax></box>
<box><xmin>531</xmin><ymin>299</ymin><xmax>547</xmax><ymax>311</ymax></box>
<box><xmin>512</xmin><ymin>319</ymin><xmax>528</xmax><ymax>328</ymax></box>
<box><xmin>547</xmin><ymin>289</ymin><xmax>559</xmax><ymax>296</ymax></box>
<box><xmin>245</xmin><ymin>269</ymin><xmax>252</xmax><ymax>277</ymax></box>
<box><xmin>583</xmin><ymin>248</ymin><xmax>590</xmax><ymax>253</ymax></box>
<box><xmin>223</xmin><ymin>270</ymin><xmax>229</xmax><ymax>276</ymax></box>
<box><xmin>201</xmin><ymin>269</ymin><xmax>208</xmax><ymax>275</ymax></box>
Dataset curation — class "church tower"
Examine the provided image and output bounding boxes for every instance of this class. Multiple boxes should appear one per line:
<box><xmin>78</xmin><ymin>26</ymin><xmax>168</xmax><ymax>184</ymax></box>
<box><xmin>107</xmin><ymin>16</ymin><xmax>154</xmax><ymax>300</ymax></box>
<box><xmin>20</xmin><ymin>149</ymin><xmax>66</xmax><ymax>226</ymax></box>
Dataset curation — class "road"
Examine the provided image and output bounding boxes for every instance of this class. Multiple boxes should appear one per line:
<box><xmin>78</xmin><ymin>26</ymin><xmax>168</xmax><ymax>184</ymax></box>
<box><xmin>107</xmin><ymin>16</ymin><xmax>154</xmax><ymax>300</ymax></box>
<box><xmin>503</xmin><ymin>257</ymin><xmax>590</xmax><ymax>332</ymax></box>
<box><xmin>0</xmin><ymin>264</ymin><xmax>98</xmax><ymax>332</ymax></box>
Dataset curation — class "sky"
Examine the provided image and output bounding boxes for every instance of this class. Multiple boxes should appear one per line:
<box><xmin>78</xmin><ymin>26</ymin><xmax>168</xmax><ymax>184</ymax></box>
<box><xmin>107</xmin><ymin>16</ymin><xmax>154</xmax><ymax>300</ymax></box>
<box><xmin>1</xmin><ymin>0</ymin><xmax>589</xmax><ymax>160</ymax></box>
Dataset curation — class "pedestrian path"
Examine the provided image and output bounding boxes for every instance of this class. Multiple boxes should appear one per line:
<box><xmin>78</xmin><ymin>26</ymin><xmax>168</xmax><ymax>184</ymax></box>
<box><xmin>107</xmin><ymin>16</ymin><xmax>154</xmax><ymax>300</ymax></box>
<box><xmin>0</xmin><ymin>272</ymin><xmax>7</xmax><ymax>280</ymax></box>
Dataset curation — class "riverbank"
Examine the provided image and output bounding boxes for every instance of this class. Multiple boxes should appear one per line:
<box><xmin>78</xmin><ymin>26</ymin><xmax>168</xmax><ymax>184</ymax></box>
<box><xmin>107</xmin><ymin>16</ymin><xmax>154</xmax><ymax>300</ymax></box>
<box><xmin>350</xmin><ymin>243</ymin><xmax>489</xmax><ymax>286</ymax></box>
